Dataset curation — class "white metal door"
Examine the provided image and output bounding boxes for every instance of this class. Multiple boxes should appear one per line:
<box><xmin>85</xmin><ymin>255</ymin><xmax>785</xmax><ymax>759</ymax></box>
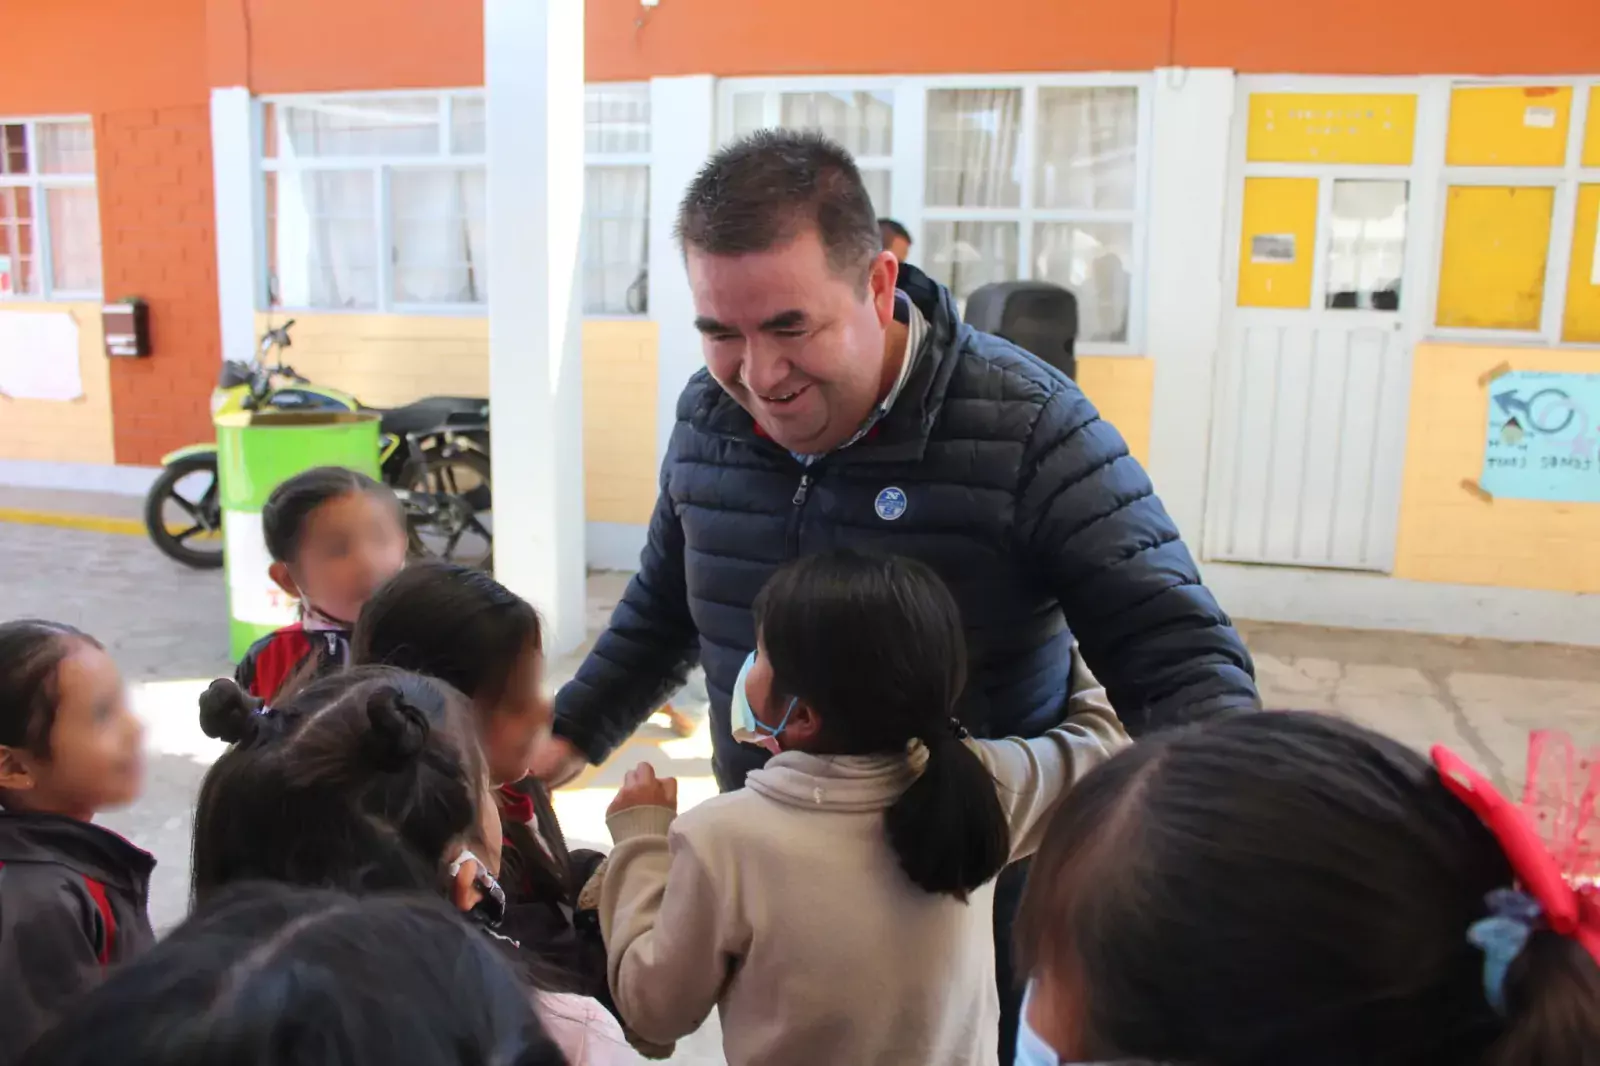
<box><xmin>1205</xmin><ymin>84</ymin><xmax>1430</xmax><ymax>572</ymax></box>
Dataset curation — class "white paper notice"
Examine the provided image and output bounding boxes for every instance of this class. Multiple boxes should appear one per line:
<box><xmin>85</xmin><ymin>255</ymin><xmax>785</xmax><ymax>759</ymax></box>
<box><xmin>1524</xmin><ymin>106</ymin><xmax>1557</xmax><ymax>129</ymax></box>
<box><xmin>224</xmin><ymin>510</ymin><xmax>301</xmax><ymax>627</ymax></box>
<box><xmin>0</xmin><ymin>310</ymin><xmax>83</xmax><ymax>401</ymax></box>
<box><xmin>1251</xmin><ymin>234</ymin><xmax>1297</xmax><ymax>264</ymax></box>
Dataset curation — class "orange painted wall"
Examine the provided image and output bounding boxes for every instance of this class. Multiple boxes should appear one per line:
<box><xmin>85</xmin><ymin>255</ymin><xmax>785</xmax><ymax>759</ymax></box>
<box><xmin>1</xmin><ymin>0</ymin><xmax>218</xmax><ymax>465</ymax></box>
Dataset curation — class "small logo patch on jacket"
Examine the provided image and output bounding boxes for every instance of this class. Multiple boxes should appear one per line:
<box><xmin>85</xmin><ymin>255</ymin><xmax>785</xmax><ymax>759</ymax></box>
<box><xmin>874</xmin><ymin>487</ymin><xmax>908</xmax><ymax>521</ymax></box>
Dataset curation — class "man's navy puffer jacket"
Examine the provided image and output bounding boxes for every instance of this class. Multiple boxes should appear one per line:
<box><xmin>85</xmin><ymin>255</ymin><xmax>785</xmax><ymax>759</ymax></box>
<box><xmin>555</xmin><ymin>265</ymin><xmax>1258</xmax><ymax>790</ymax></box>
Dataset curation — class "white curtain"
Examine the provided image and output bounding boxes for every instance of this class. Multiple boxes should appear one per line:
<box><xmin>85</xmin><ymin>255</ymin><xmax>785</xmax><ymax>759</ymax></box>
<box><xmin>1033</xmin><ymin>223</ymin><xmax>1131</xmax><ymax>344</ymax></box>
<box><xmin>924</xmin><ymin>90</ymin><xmax>1022</xmax><ymax>304</ymax></box>
<box><xmin>1034</xmin><ymin>88</ymin><xmax>1137</xmax><ymax>211</ymax></box>
<box><xmin>271</xmin><ymin>169</ymin><xmax>376</xmax><ymax>309</ymax></box>
<box><xmin>582</xmin><ymin>166</ymin><xmax>649</xmax><ymax>315</ymax></box>
<box><xmin>391</xmin><ymin>168</ymin><xmax>485</xmax><ymax>305</ymax></box>
<box><xmin>45</xmin><ymin>187</ymin><xmax>101</xmax><ymax>293</ymax></box>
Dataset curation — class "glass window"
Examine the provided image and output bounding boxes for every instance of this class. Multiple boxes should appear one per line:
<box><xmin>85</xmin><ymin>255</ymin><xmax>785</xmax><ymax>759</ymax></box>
<box><xmin>0</xmin><ymin>118</ymin><xmax>101</xmax><ymax>299</ymax></box>
<box><xmin>1034</xmin><ymin>222</ymin><xmax>1133</xmax><ymax>342</ymax></box>
<box><xmin>728</xmin><ymin>88</ymin><xmax>894</xmax><ymax>216</ymax></box>
<box><xmin>926</xmin><ymin>89</ymin><xmax>1022</xmax><ymax>208</ymax></box>
<box><xmin>264</xmin><ymin>96</ymin><xmax>443</xmax><ymax>159</ymax></box>
<box><xmin>450</xmin><ymin>95</ymin><xmax>486</xmax><ymax>155</ymax></box>
<box><xmin>923</xmin><ymin>220</ymin><xmax>1018</xmax><ymax>305</ymax></box>
<box><xmin>265</xmin><ymin>169</ymin><xmax>378</xmax><ymax>309</ymax></box>
<box><xmin>583</xmin><ymin>166</ymin><xmax>650</xmax><ymax>315</ymax></box>
<box><xmin>586</xmin><ymin>85</ymin><xmax>651</xmax><ymax>155</ymax></box>
<box><xmin>391</xmin><ymin>168</ymin><xmax>487</xmax><ymax>305</ymax></box>
<box><xmin>1324</xmin><ymin>180</ymin><xmax>1407</xmax><ymax>311</ymax></box>
<box><xmin>1035</xmin><ymin>88</ymin><xmax>1137</xmax><ymax>210</ymax></box>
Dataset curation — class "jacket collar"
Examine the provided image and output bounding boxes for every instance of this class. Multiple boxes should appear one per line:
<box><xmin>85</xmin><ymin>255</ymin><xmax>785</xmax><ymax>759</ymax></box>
<box><xmin>0</xmin><ymin>809</ymin><xmax>156</xmax><ymax>893</ymax></box>
<box><xmin>692</xmin><ymin>262</ymin><xmax>964</xmax><ymax>466</ymax></box>
<box><xmin>744</xmin><ymin>744</ymin><xmax>931</xmax><ymax>813</ymax></box>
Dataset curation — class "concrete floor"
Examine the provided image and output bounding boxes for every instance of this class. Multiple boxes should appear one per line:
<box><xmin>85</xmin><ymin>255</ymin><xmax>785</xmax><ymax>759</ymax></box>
<box><xmin>3</xmin><ymin>519</ymin><xmax>1599</xmax><ymax>1064</ymax></box>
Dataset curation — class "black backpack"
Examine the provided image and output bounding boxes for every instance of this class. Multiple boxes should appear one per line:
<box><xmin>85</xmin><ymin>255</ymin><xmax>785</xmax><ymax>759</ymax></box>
<box><xmin>964</xmin><ymin>281</ymin><xmax>1078</xmax><ymax>381</ymax></box>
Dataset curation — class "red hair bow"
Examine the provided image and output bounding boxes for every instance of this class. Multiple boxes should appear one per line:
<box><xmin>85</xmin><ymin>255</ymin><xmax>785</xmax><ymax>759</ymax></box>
<box><xmin>1433</xmin><ymin>739</ymin><xmax>1600</xmax><ymax>966</ymax></box>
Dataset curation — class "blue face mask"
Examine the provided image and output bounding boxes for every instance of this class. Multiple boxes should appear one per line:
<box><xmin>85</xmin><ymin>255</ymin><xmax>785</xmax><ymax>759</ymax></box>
<box><xmin>730</xmin><ymin>650</ymin><xmax>797</xmax><ymax>754</ymax></box>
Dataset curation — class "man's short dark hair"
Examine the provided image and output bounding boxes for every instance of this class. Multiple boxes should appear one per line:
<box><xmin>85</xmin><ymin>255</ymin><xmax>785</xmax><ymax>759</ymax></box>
<box><xmin>675</xmin><ymin>130</ymin><xmax>880</xmax><ymax>281</ymax></box>
<box><xmin>879</xmin><ymin>218</ymin><xmax>911</xmax><ymax>246</ymax></box>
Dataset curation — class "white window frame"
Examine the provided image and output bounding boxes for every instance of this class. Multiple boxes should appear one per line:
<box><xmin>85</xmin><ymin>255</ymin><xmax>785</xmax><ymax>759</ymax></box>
<box><xmin>1424</xmin><ymin>76</ymin><xmax>1600</xmax><ymax>349</ymax></box>
<box><xmin>716</xmin><ymin>73</ymin><xmax>1154</xmax><ymax>356</ymax></box>
<box><xmin>584</xmin><ymin>81</ymin><xmax>652</xmax><ymax>319</ymax></box>
<box><xmin>0</xmin><ymin>114</ymin><xmax>101</xmax><ymax>302</ymax></box>
<box><xmin>255</xmin><ymin>89</ymin><xmax>488</xmax><ymax>315</ymax></box>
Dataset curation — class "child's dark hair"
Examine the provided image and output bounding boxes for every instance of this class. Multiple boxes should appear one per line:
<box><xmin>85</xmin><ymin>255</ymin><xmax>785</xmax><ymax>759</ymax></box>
<box><xmin>19</xmin><ymin>883</ymin><xmax>564</xmax><ymax>1066</ymax></box>
<box><xmin>262</xmin><ymin>465</ymin><xmax>398</xmax><ymax>563</ymax></box>
<box><xmin>1016</xmin><ymin>711</ymin><xmax>1600</xmax><ymax>1066</ymax></box>
<box><xmin>752</xmin><ymin>549</ymin><xmax>1008</xmax><ymax>901</ymax></box>
<box><xmin>191</xmin><ymin>665</ymin><xmax>488</xmax><ymax>905</ymax></box>
<box><xmin>352</xmin><ymin>561</ymin><xmax>561</xmax><ymax>902</ymax></box>
<box><xmin>0</xmin><ymin>619</ymin><xmax>102</xmax><ymax>757</ymax></box>
<box><xmin>353</xmin><ymin>560</ymin><xmax>543</xmax><ymax>708</ymax></box>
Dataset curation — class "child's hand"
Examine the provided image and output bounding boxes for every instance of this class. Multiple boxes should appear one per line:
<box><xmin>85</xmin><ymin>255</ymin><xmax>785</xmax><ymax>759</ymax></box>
<box><xmin>608</xmin><ymin>762</ymin><xmax>678</xmax><ymax>816</ymax></box>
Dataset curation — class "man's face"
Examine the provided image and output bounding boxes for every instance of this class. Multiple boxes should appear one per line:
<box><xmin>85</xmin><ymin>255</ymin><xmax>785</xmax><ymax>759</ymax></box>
<box><xmin>690</xmin><ymin>228</ymin><xmax>898</xmax><ymax>455</ymax></box>
<box><xmin>885</xmin><ymin>234</ymin><xmax>911</xmax><ymax>264</ymax></box>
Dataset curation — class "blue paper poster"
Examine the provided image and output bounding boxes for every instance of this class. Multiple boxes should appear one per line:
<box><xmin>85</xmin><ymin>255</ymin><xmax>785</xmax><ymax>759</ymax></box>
<box><xmin>1481</xmin><ymin>371</ymin><xmax>1600</xmax><ymax>503</ymax></box>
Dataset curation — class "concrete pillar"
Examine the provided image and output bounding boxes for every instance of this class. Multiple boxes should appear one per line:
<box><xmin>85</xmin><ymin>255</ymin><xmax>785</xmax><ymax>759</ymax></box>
<box><xmin>484</xmin><ymin>0</ymin><xmax>587</xmax><ymax>655</ymax></box>
<box><xmin>647</xmin><ymin>75</ymin><xmax>716</xmax><ymax>470</ymax></box>
<box><xmin>209</xmin><ymin>87</ymin><xmax>256</xmax><ymax>365</ymax></box>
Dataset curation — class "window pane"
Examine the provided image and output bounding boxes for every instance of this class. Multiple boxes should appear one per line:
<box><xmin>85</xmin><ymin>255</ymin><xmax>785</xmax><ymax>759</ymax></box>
<box><xmin>1033</xmin><ymin>222</ymin><xmax>1132</xmax><ymax>343</ymax></box>
<box><xmin>731</xmin><ymin>93</ymin><xmax>766</xmax><ymax>139</ymax></box>
<box><xmin>926</xmin><ymin>89</ymin><xmax>1021</xmax><ymax>208</ymax></box>
<box><xmin>36</xmin><ymin>121</ymin><xmax>95</xmax><ymax>176</ymax></box>
<box><xmin>583</xmin><ymin>165</ymin><xmax>650</xmax><ymax>315</ymax></box>
<box><xmin>266</xmin><ymin>170</ymin><xmax>378</xmax><ymax>309</ymax></box>
<box><xmin>0</xmin><ymin>187</ymin><xmax>38</xmax><ymax>295</ymax></box>
<box><xmin>1435</xmin><ymin>185</ymin><xmax>1553</xmax><ymax>331</ymax></box>
<box><xmin>390</xmin><ymin>168</ymin><xmax>487</xmax><ymax>305</ymax></box>
<box><xmin>1324</xmin><ymin>180</ymin><xmax>1406</xmax><ymax>311</ymax></box>
<box><xmin>779</xmin><ymin>91</ymin><xmax>893</xmax><ymax>156</ymax></box>
<box><xmin>451</xmin><ymin>95</ymin><xmax>486</xmax><ymax>154</ymax></box>
<box><xmin>265</xmin><ymin>97</ymin><xmax>442</xmax><ymax>159</ymax></box>
<box><xmin>924</xmin><ymin>220</ymin><xmax>1017</xmax><ymax>309</ymax></box>
<box><xmin>45</xmin><ymin>186</ymin><xmax>102</xmax><ymax>293</ymax></box>
<box><xmin>861</xmin><ymin>168</ymin><xmax>891</xmax><ymax>219</ymax></box>
<box><xmin>586</xmin><ymin>85</ymin><xmax>651</xmax><ymax>155</ymax></box>
<box><xmin>1035</xmin><ymin>87</ymin><xmax>1136</xmax><ymax>210</ymax></box>
<box><xmin>1</xmin><ymin>124</ymin><xmax>27</xmax><ymax>176</ymax></box>
<box><xmin>1563</xmin><ymin>183</ymin><xmax>1600</xmax><ymax>343</ymax></box>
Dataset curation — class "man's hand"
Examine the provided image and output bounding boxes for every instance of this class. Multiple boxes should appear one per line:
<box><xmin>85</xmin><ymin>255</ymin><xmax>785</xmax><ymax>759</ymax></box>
<box><xmin>607</xmin><ymin>762</ymin><xmax>678</xmax><ymax>818</ymax></box>
<box><xmin>528</xmin><ymin>734</ymin><xmax>590</xmax><ymax>789</ymax></box>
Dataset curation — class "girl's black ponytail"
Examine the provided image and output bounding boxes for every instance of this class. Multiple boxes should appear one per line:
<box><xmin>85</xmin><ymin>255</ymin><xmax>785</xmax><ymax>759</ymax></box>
<box><xmin>754</xmin><ymin>549</ymin><xmax>1010</xmax><ymax>903</ymax></box>
<box><xmin>1486</xmin><ymin>929</ymin><xmax>1600</xmax><ymax>1066</ymax></box>
<box><xmin>885</xmin><ymin>727</ymin><xmax>1011</xmax><ymax>901</ymax></box>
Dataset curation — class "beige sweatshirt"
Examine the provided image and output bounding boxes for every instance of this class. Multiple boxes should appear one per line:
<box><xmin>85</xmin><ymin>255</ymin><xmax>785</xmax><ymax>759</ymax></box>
<box><xmin>599</xmin><ymin>651</ymin><xmax>1128</xmax><ymax>1066</ymax></box>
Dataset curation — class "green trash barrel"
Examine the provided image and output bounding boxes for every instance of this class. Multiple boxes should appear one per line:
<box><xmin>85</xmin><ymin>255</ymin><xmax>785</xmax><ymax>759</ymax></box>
<box><xmin>216</xmin><ymin>410</ymin><xmax>382</xmax><ymax>661</ymax></box>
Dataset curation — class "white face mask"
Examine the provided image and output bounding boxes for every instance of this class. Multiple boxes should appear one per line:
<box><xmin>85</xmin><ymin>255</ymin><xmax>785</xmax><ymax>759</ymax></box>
<box><xmin>729</xmin><ymin>651</ymin><xmax>797</xmax><ymax>756</ymax></box>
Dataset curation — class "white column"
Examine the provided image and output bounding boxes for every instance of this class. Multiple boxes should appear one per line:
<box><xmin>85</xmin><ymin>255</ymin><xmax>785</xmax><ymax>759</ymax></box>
<box><xmin>210</xmin><ymin>86</ymin><xmax>257</xmax><ymax>365</ymax></box>
<box><xmin>1143</xmin><ymin>68</ymin><xmax>1236</xmax><ymax>540</ymax></box>
<box><xmin>485</xmin><ymin>0</ymin><xmax>587</xmax><ymax>655</ymax></box>
<box><xmin>647</xmin><ymin>75</ymin><xmax>716</xmax><ymax>469</ymax></box>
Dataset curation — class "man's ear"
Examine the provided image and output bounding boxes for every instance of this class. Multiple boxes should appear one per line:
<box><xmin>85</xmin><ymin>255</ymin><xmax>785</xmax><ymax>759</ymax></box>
<box><xmin>786</xmin><ymin>702</ymin><xmax>825</xmax><ymax>748</ymax></box>
<box><xmin>0</xmin><ymin>746</ymin><xmax>37</xmax><ymax>792</ymax></box>
<box><xmin>867</xmin><ymin>250</ymin><xmax>899</xmax><ymax>325</ymax></box>
<box><xmin>268</xmin><ymin>561</ymin><xmax>300</xmax><ymax>600</ymax></box>
<box><xmin>450</xmin><ymin>856</ymin><xmax>480</xmax><ymax>914</ymax></box>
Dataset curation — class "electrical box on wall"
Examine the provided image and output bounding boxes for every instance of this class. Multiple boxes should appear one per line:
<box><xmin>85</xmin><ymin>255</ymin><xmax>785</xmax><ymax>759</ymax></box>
<box><xmin>103</xmin><ymin>300</ymin><xmax>150</xmax><ymax>358</ymax></box>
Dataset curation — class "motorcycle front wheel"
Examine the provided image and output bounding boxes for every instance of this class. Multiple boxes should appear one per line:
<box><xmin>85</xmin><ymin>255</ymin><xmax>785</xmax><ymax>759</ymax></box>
<box><xmin>144</xmin><ymin>453</ymin><xmax>225</xmax><ymax>569</ymax></box>
<box><xmin>402</xmin><ymin>446</ymin><xmax>493</xmax><ymax>571</ymax></box>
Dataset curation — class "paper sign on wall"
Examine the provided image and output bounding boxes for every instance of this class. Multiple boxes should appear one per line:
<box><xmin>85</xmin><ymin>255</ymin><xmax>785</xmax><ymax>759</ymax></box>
<box><xmin>224</xmin><ymin>511</ymin><xmax>301</xmax><ymax>627</ymax></box>
<box><xmin>1524</xmin><ymin>106</ymin><xmax>1558</xmax><ymax>129</ymax></box>
<box><xmin>1251</xmin><ymin>234</ymin><xmax>1297</xmax><ymax>264</ymax></box>
<box><xmin>1482</xmin><ymin>371</ymin><xmax>1600</xmax><ymax>503</ymax></box>
<box><xmin>0</xmin><ymin>310</ymin><xmax>82</xmax><ymax>401</ymax></box>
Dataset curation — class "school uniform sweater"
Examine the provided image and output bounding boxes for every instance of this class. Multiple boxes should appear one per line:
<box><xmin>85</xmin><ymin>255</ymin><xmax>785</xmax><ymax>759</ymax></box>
<box><xmin>0</xmin><ymin>811</ymin><xmax>155</xmax><ymax>1065</ymax></box>
<box><xmin>598</xmin><ymin>652</ymin><xmax>1128</xmax><ymax>1066</ymax></box>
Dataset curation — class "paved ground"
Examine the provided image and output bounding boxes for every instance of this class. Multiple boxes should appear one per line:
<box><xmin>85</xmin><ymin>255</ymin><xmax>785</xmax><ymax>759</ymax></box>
<box><xmin>4</xmin><ymin>518</ymin><xmax>1600</xmax><ymax>1064</ymax></box>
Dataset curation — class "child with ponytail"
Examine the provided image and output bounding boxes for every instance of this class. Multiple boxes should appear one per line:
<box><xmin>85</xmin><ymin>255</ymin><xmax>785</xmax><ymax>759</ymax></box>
<box><xmin>595</xmin><ymin>549</ymin><xmax>1128</xmax><ymax>1066</ymax></box>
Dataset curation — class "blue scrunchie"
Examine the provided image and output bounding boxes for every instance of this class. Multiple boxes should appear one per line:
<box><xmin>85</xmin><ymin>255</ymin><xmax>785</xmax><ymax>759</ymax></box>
<box><xmin>1468</xmin><ymin>888</ymin><xmax>1543</xmax><ymax>1015</ymax></box>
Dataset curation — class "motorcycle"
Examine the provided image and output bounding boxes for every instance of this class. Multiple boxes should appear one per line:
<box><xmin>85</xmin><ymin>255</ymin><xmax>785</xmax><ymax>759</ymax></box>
<box><xmin>144</xmin><ymin>319</ymin><xmax>494</xmax><ymax>571</ymax></box>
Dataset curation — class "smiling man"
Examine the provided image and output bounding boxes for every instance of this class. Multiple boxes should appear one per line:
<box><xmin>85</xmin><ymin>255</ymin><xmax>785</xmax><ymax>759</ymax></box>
<box><xmin>539</xmin><ymin>130</ymin><xmax>1258</xmax><ymax>1059</ymax></box>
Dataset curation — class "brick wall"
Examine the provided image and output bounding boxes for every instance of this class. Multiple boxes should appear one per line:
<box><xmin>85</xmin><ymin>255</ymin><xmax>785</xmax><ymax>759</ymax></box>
<box><xmin>99</xmin><ymin>105</ymin><xmax>220</xmax><ymax>465</ymax></box>
<box><xmin>1394</xmin><ymin>343</ymin><xmax>1600</xmax><ymax>594</ymax></box>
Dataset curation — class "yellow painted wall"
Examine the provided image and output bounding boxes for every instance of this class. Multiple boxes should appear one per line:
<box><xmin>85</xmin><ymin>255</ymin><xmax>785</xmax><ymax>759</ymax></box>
<box><xmin>1076</xmin><ymin>356</ymin><xmax>1153</xmax><ymax>467</ymax></box>
<box><xmin>1394</xmin><ymin>343</ymin><xmax>1600</xmax><ymax>594</ymax></box>
<box><xmin>0</xmin><ymin>303</ymin><xmax>116</xmax><ymax>464</ymax></box>
<box><xmin>254</xmin><ymin>313</ymin><xmax>659</xmax><ymax>525</ymax></box>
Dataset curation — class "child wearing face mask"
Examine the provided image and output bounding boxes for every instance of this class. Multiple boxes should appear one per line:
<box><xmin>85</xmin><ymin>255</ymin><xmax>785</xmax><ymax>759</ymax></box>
<box><xmin>1013</xmin><ymin>711</ymin><xmax>1600</xmax><ymax>1066</ymax></box>
<box><xmin>0</xmin><ymin>621</ymin><xmax>151</xmax><ymax>1066</ymax></box>
<box><xmin>352</xmin><ymin>561</ymin><xmax>607</xmax><ymax>1001</ymax></box>
<box><xmin>234</xmin><ymin>466</ymin><xmax>409</xmax><ymax>701</ymax></box>
<box><xmin>595</xmin><ymin>549</ymin><xmax>1129</xmax><ymax>1066</ymax></box>
<box><xmin>192</xmin><ymin>668</ymin><xmax>643</xmax><ymax>1066</ymax></box>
